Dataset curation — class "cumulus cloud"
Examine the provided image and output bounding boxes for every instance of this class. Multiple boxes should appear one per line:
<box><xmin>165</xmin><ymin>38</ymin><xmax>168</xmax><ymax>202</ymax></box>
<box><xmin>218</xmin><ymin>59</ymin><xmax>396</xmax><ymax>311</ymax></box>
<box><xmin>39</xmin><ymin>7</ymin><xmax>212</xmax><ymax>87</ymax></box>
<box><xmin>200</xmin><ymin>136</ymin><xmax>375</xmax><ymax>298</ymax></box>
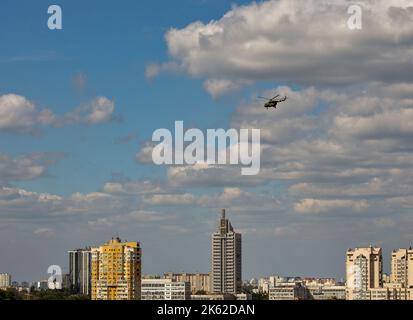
<box><xmin>0</xmin><ymin>94</ymin><xmax>55</xmax><ymax>133</ymax></box>
<box><xmin>151</xmin><ymin>0</ymin><xmax>413</xmax><ymax>95</ymax></box>
<box><xmin>0</xmin><ymin>94</ymin><xmax>115</xmax><ymax>133</ymax></box>
<box><xmin>0</xmin><ymin>186</ymin><xmax>127</xmax><ymax>223</ymax></box>
<box><xmin>145</xmin><ymin>62</ymin><xmax>180</xmax><ymax>78</ymax></box>
<box><xmin>60</xmin><ymin>96</ymin><xmax>115</xmax><ymax>125</ymax></box>
<box><xmin>142</xmin><ymin>186</ymin><xmax>255</xmax><ymax>209</ymax></box>
<box><xmin>103</xmin><ymin>180</ymin><xmax>168</xmax><ymax>195</ymax></box>
<box><xmin>294</xmin><ymin>198</ymin><xmax>370</xmax><ymax>214</ymax></box>
<box><xmin>136</xmin><ymin>142</ymin><xmax>157</xmax><ymax>163</ymax></box>
<box><xmin>203</xmin><ymin>79</ymin><xmax>250</xmax><ymax>98</ymax></box>
<box><xmin>143</xmin><ymin>193</ymin><xmax>196</xmax><ymax>206</ymax></box>
<box><xmin>0</xmin><ymin>186</ymin><xmax>64</xmax><ymax>222</ymax></box>
<box><xmin>0</xmin><ymin>152</ymin><xmax>64</xmax><ymax>184</ymax></box>
<box><xmin>135</xmin><ymin>82</ymin><xmax>412</xmax><ymax>221</ymax></box>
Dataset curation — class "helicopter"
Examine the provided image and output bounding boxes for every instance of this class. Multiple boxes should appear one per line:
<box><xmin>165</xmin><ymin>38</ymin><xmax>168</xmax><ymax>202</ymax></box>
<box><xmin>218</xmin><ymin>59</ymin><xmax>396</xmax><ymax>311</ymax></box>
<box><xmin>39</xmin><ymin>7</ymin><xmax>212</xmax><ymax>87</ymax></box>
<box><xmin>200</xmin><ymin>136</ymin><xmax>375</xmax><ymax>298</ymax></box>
<box><xmin>258</xmin><ymin>94</ymin><xmax>288</xmax><ymax>110</ymax></box>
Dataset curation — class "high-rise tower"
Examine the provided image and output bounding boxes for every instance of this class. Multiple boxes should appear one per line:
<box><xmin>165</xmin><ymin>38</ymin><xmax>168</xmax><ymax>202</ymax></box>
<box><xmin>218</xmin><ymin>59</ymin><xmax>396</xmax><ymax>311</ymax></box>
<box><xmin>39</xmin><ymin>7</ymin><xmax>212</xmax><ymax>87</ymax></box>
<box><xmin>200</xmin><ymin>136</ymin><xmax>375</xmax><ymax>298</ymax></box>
<box><xmin>91</xmin><ymin>237</ymin><xmax>141</xmax><ymax>300</ymax></box>
<box><xmin>211</xmin><ymin>209</ymin><xmax>242</xmax><ymax>294</ymax></box>
<box><xmin>346</xmin><ymin>246</ymin><xmax>383</xmax><ymax>300</ymax></box>
<box><xmin>68</xmin><ymin>248</ymin><xmax>91</xmax><ymax>295</ymax></box>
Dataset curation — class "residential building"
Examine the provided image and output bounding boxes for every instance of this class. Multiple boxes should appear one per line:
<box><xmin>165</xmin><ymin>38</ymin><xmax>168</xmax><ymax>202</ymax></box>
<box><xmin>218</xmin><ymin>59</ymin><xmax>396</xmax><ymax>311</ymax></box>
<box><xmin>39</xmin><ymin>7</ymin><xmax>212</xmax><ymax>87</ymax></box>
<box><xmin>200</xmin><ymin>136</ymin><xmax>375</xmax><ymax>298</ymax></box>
<box><xmin>164</xmin><ymin>272</ymin><xmax>210</xmax><ymax>293</ymax></box>
<box><xmin>257</xmin><ymin>278</ymin><xmax>271</xmax><ymax>293</ymax></box>
<box><xmin>307</xmin><ymin>285</ymin><xmax>346</xmax><ymax>300</ymax></box>
<box><xmin>211</xmin><ymin>209</ymin><xmax>242</xmax><ymax>294</ymax></box>
<box><xmin>391</xmin><ymin>248</ymin><xmax>413</xmax><ymax>288</ymax></box>
<box><xmin>68</xmin><ymin>248</ymin><xmax>91</xmax><ymax>295</ymax></box>
<box><xmin>269</xmin><ymin>282</ymin><xmax>307</xmax><ymax>300</ymax></box>
<box><xmin>0</xmin><ymin>273</ymin><xmax>11</xmax><ymax>288</ymax></box>
<box><xmin>303</xmin><ymin>278</ymin><xmax>337</xmax><ymax>286</ymax></box>
<box><xmin>346</xmin><ymin>246</ymin><xmax>383</xmax><ymax>300</ymax></box>
<box><xmin>141</xmin><ymin>279</ymin><xmax>191</xmax><ymax>300</ymax></box>
<box><xmin>91</xmin><ymin>237</ymin><xmax>141</xmax><ymax>300</ymax></box>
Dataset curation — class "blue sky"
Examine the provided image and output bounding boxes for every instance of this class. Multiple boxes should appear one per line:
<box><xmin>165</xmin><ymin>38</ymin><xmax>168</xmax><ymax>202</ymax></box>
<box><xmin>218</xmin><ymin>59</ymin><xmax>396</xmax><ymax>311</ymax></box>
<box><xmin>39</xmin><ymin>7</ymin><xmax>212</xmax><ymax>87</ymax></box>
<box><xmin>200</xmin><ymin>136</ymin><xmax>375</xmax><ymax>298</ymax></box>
<box><xmin>1</xmin><ymin>0</ymin><xmax>413</xmax><ymax>283</ymax></box>
<box><xmin>1</xmin><ymin>0</ymin><xmax>249</xmax><ymax>195</ymax></box>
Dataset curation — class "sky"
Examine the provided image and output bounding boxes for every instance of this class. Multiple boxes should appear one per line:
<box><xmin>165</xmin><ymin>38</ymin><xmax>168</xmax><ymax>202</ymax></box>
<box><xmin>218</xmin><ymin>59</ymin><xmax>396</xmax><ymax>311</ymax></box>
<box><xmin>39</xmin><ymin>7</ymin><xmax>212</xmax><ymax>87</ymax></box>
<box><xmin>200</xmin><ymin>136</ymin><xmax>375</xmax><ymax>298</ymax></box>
<box><xmin>1</xmin><ymin>0</ymin><xmax>413</xmax><ymax>282</ymax></box>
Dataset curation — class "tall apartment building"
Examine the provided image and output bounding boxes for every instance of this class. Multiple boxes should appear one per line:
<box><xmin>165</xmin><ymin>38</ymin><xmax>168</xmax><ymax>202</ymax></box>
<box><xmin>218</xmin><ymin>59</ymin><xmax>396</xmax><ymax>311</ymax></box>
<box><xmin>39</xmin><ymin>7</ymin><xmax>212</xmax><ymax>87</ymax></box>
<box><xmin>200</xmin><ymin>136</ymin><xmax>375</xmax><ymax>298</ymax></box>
<box><xmin>141</xmin><ymin>279</ymin><xmax>191</xmax><ymax>300</ymax></box>
<box><xmin>91</xmin><ymin>237</ymin><xmax>141</xmax><ymax>300</ymax></box>
<box><xmin>346</xmin><ymin>246</ymin><xmax>383</xmax><ymax>300</ymax></box>
<box><xmin>68</xmin><ymin>248</ymin><xmax>91</xmax><ymax>295</ymax></box>
<box><xmin>391</xmin><ymin>248</ymin><xmax>413</xmax><ymax>288</ymax></box>
<box><xmin>164</xmin><ymin>272</ymin><xmax>210</xmax><ymax>293</ymax></box>
<box><xmin>0</xmin><ymin>273</ymin><xmax>11</xmax><ymax>288</ymax></box>
<box><xmin>211</xmin><ymin>209</ymin><xmax>242</xmax><ymax>294</ymax></box>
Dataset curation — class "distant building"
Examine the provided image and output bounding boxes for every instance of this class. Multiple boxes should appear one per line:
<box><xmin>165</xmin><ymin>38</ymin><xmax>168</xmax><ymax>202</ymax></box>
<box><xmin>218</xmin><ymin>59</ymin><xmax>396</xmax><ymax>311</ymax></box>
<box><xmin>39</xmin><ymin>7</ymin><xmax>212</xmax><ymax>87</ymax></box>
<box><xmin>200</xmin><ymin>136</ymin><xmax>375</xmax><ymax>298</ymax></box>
<box><xmin>191</xmin><ymin>293</ymin><xmax>236</xmax><ymax>300</ymax></box>
<box><xmin>141</xmin><ymin>279</ymin><xmax>191</xmax><ymax>300</ymax></box>
<box><xmin>383</xmin><ymin>273</ymin><xmax>391</xmax><ymax>284</ymax></box>
<box><xmin>257</xmin><ymin>278</ymin><xmax>271</xmax><ymax>293</ymax></box>
<box><xmin>236</xmin><ymin>293</ymin><xmax>252</xmax><ymax>300</ymax></box>
<box><xmin>211</xmin><ymin>209</ymin><xmax>242</xmax><ymax>294</ymax></box>
<box><xmin>62</xmin><ymin>273</ymin><xmax>71</xmax><ymax>289</ymax></box>
<box><xmin>36</xmin><ymin>280</ymin><xmax>49</xmax><ymax>290</ymax></box>
<box><xmin>269</xmin><ymin>282</ymin><xmax>307</xmax><ymax>300</ymax></box>
<box><xmin>68</xmin><ymin>248</ymin><xmax>91</xmax><ymax>295</ymax></box>
<box><xmin>307</xmin><ymin>285</ymin><xmax>346</xmax><ymax>300</ymax></box>
<box><xmin>91</xmin><ymin>237</ymin><xmax>141</xmax><ymax>300</ymax></box>
<box><xmin>164</xmin><ymin>272</ymin><xmax>210</xmax><ymax>293</ymax></box>
<box><xmin>0</xmin><ymin>273</ymin><xmax>11</xmax><ymax>288</ymax></box>
<box><xmin>368</xmin><ymin>284</ymin><xmax>413</xmax><ymax>300</ymax></box>
<box><xmin>302</xmin><ymin>278</ymin><xmax>337</xmax><ymax>286</ymax></box>
<box><xmin>346</xmin><ymin>246</ymin><xmax>383</xmax><ymax>300</ymax></box>
<box><xmin>391</xmin><ymin>248</ymin><xmax>413</xmax><ymax>288</ymax></box>
<box><xmin>344</xmin><ymin>246</ymin><xmax>413</xmax><ymax>300</ymax></box>
<box><xmin>142</xmin><ymin>274</ymin><xmax>162</xmax><ymax>279</ymax></box>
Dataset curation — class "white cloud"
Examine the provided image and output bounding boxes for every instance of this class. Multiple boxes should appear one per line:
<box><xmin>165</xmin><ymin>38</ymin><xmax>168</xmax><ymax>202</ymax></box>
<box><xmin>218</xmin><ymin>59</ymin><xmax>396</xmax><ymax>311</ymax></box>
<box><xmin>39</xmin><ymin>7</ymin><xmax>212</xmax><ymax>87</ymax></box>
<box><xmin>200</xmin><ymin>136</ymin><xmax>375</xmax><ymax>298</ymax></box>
<box><xmin>0</xmin><ymin>94</ymin><xmax>115</xmax><ymax>133</ymax></box>
<box><xmin>203</xmin><ymin>79</ymin><xmax>249</xmax><ymax>98</ymax></box>
<box><xmin>0</xmin><ymin>155</ymin><xmax>44</xmax><ymax>182</ymax></box>
<box><xmin>103</xmin><ymin>180</ymin><xmax>167</xmax><ymax>195</ymax></box>
<box><xmin>145</xmin><ymin>62</ymin><xmax>180</xmax><ymax>78</ymax></box>
<box><xmin>294</xmin><ymin>198</ymin><xmax>369</xmax><ymax>214</ymax></box>
<box><xmin>152</xmin><ymin>0</ymin><xmax>413</xmax><ymax>95</ymax></box>
<box><xmin>136</xmin><ymin>142</ymin><xmax>156</xmax><ymax>163</ymax></box>
<box><xmin>0</xmin><ymin>94</ymin><xmax>55</xmax><ymax>132</ymax></box>
<box><xmin>61</xmin><ymin>96</ymin><xmax>115</xmax><ymax>125</ymax></box>
<box><xmin>139</xmin><ymin>82</ymin><xmax>413</xmax><ymax>220</ymax></box>
<box><xmin>143</xmin><ymin>193</ymin><xmax>196</xmax><ymax>206</ymax></box>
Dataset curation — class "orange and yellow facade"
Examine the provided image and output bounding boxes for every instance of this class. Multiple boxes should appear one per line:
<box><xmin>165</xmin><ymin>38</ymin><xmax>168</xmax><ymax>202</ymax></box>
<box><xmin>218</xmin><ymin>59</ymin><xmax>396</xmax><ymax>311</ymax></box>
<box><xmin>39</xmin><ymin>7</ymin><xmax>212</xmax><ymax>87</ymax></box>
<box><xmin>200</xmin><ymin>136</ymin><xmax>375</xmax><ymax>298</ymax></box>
<box><xmin>91</xmin><ymin>237</ymin><xmax>141</xmax><ymax>300</ymax></box>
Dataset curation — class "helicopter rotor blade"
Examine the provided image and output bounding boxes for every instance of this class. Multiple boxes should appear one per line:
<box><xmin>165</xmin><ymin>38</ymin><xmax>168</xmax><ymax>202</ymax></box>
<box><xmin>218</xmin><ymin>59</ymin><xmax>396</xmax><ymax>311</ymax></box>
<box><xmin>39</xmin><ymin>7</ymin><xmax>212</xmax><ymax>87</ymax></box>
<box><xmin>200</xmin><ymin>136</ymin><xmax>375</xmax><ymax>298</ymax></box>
<box><xmin>257</xmin><ymin>96</ymin><xmax>271</xmax><ymax>101</ymax></box>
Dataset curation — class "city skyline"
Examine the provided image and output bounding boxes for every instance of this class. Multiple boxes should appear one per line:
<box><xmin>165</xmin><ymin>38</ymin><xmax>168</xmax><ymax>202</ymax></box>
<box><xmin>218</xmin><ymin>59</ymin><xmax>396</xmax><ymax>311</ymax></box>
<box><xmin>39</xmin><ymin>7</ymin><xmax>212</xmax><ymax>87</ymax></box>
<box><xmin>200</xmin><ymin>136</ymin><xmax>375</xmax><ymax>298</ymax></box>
<box><xmin>6</xmin><ymin>238</ymin><xmax>413</xmax><ymax>300</ymax></box>
<box><xmin>4</xmin><ymin>210</ymin><xmax>413</xmax><ymax>286</ymax></box>
<box><xmin>1</xmin><ymin>0</ymin><xmax>413</xmax><ymax>283</ymax></box>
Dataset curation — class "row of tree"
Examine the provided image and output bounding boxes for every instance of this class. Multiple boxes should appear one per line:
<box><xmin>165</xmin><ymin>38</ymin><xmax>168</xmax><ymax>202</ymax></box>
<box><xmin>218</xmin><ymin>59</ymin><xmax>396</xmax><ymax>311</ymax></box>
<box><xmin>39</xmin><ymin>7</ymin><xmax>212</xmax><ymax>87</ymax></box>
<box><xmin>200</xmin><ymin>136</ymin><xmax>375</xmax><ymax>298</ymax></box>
<box><xmin>0</xmin><ymin>288</ymin><xmax>90</xmax><ymax>300</ymax></box>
